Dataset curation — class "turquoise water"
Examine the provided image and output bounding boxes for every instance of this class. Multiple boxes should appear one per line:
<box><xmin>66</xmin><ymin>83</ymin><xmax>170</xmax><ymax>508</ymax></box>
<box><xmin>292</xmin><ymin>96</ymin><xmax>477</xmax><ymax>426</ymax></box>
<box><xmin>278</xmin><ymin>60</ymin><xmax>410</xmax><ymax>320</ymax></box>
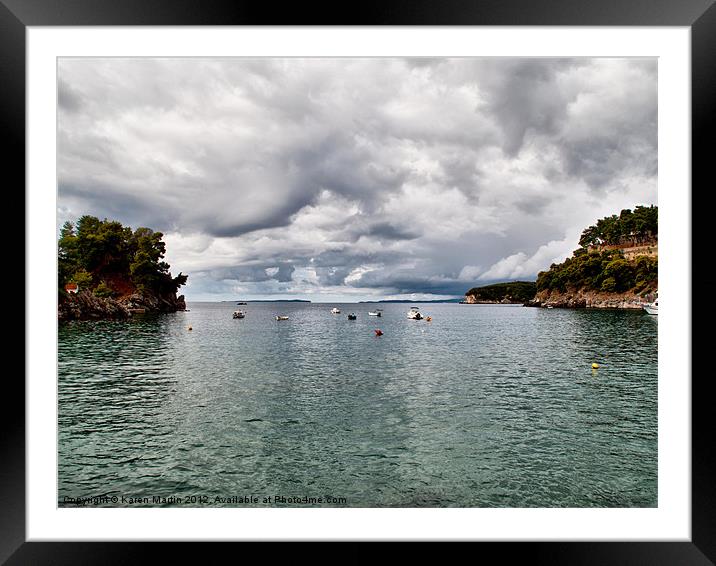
<box><xmin>58</xmin><ymin>302</ymin><xmax>657</xmax><ymax>507</ymax></box>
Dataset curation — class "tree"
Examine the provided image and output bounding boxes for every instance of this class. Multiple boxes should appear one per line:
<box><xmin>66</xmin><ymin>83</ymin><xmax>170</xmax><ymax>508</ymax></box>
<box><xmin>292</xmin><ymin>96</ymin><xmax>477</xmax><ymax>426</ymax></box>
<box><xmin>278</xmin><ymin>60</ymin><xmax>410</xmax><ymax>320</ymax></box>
<box><xmin>603</xmin><ymin>257</ymin><xmax>635</xmax><ymax>292</ymax></box>
<box><xmin>57</xmin><ymin>216</ymin><xmax>188</xmax><ymax>297</ymax></box>
<box><xmin>93</xmin><ymin>280</ymin><xmax>115</xmax><ymax>298</ymax></box>
<box><xmin>58</xmin><ymin>221</ymin><xmax>79</xmax><ymax>287</ymax></box>
<box><xmin>70</xmin><ymin>269</ymin><xmax>93</xmax><ymax>288</ymax></box>
<box><xmin>577</xmin><ymin>206</ymin><xmax>658</xmax><ymax>249</ymax></box>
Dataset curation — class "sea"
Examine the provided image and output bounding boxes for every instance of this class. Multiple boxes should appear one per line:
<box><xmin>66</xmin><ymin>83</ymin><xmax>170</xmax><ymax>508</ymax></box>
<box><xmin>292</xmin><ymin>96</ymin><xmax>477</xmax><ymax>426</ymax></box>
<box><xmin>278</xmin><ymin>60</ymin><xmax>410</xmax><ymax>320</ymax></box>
<box><xmin>58</xmin><ymin>301</ymin><xmax>658</xmax><ymax>507</ymax></box>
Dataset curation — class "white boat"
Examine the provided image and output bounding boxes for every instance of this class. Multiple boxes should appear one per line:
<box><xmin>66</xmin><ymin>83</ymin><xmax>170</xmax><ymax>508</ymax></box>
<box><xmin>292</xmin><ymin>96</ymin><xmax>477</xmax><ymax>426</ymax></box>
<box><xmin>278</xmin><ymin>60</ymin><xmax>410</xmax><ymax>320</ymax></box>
<box><xmin>643</xmin><ymin>298</ymin><xmax>658</xmax><ymax>315</ymax></box>
<box><xmin>407</xmin><ymin>306</ymin><xmax>423</xmax><ymax>320</ymax></box>
<box><xmin>331</xmin><ymin>307</ymin><xmax>341</xmax><ymax>314</ymax></box>
<box><xmin>232</xmin><ymin>310</ymin><xmax>246</xmax><ymax>319</ymax></box>
<box><xmin>275</xmin><ymin>315</ymin><xmax>289</xmax><ymax>321</ymax></box>
<box><xmin>368</xmin><ymin>309</ymin><xmax>382</xmax><ymax>316</ymax></box>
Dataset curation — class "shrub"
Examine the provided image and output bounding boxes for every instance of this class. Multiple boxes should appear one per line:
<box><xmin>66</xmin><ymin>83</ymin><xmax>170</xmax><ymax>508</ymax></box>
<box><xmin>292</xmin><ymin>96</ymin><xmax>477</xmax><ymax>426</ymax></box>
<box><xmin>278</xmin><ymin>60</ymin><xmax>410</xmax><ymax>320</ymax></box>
<box><xmin>601</xmin><ymin>277</ymin><xmax>617</xmax><ymax>292</ymax></box>
<box><xmin>93</xmin><ymin>281</ymin><xmax>115</xmax><ymax>298</ymax></box>
<box><xmin>70</xmin><ymin>269</ymin><xmax>93</xmax><ymax>288</ymax></box>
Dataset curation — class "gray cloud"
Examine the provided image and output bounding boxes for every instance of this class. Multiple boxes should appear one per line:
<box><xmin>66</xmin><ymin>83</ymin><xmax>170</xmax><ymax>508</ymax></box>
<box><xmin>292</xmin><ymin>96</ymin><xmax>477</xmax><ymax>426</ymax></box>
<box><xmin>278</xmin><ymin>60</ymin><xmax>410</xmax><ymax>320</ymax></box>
<box><xmin>58</xmin><ymin>78</ymin><xmax>83</xmax><ymax>112</ymax></box>
<box><xmin>58</xmin><ymin>57</ymin><xmax>657</xmax><ymax>300</ymax></box>
<box><xmin>210</xmin><ymin>263</ymin><xmax>295</xmax><ymax>284</ymax></box>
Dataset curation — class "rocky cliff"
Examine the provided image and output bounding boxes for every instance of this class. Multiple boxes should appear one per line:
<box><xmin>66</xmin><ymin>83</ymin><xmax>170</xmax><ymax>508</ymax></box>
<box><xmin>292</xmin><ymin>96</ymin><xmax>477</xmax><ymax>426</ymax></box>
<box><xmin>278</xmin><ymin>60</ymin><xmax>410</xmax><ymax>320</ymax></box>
<box><xmin>526</xmin><ymin>287</ymin><xmax>656</xmax><ymax>309</ymax></box>
<box><xmin>463</xmin><ymin>295</ymin><xmax>524</xmax><ymax>304</ymax></box>
<box><xmin>58</xmin><ymin>290</ymin><xmax>186</xmax><ymax>321</ymax></box>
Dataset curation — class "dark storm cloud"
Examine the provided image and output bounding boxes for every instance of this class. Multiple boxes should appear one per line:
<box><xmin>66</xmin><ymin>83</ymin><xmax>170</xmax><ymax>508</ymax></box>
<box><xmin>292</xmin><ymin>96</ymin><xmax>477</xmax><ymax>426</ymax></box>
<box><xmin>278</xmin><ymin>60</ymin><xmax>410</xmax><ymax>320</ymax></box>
<box><xmin>58</xmin><ymin>181</ymin><xmax>177</xmax><ymax>233</ymax></box>
<box><xmin>480</xmin><ymin>59</ymin><xmax>578</xmax><ymax>156</ymax></box>
<box><xmin>58</xmin><ymin>58</ymin><xmax>657</xmax><ymax>299</ymax></box>
<box><xmin>364</xmin><ymin>222</ymin><xmax>419</xmax><ymax>241</ymax></box>
<box><xmin>210</xmin><ymin>263</ymin><xmax>295</xmax><ymax>283</ymax></box>
<box><xmin>351</xmin><ymin>268</ymin><xmax>467</xmax><ymax>296</ymax></box>
<box><xmin>560</xmin><ymin>115</ymin><xmax>658</xmax><ymax>188</ymax></box>
<box><xmin>313</xmin><ymin>265</ymin><xmax>353</xmax><ymax>287</ymax></box>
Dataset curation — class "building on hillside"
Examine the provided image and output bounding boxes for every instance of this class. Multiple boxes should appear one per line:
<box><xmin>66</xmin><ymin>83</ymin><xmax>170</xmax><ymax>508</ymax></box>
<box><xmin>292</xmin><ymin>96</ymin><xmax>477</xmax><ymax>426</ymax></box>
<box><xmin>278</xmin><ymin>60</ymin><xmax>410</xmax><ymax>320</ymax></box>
<box><xmin>65</xmin><ymin>282</ymin><xmax>79</xmax><ymax>294</ymax></box>
<box><xmin>589</xmin><ymin>240</ymin><xmax>658</xmax><ymax>260</ymax></box>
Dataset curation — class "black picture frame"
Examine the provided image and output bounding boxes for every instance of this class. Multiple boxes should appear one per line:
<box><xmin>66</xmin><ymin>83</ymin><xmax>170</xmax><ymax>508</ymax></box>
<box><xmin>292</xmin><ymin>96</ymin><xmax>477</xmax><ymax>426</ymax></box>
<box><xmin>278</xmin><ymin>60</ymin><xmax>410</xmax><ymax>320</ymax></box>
<box><xmin>8</xmin><ymin>0</ymin><xmax>712</xmax><ymax>562</ymax></box>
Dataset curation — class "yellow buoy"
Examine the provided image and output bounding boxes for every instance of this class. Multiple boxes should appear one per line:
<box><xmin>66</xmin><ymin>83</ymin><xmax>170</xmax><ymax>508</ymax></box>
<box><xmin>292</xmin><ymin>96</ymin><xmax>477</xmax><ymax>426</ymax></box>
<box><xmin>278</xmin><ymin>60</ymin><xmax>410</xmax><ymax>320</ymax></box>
<box><xmin>592</xmin><ymin>363</ymin><xmax>599</xmax><ymax>369</ymax></box>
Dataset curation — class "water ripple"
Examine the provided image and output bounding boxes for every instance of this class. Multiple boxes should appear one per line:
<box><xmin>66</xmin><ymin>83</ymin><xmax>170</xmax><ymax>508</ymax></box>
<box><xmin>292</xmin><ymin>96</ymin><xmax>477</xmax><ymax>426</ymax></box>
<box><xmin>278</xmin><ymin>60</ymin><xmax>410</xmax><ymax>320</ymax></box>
<box><xmin>59</xmin><ymin>303</ymin><xmax>657</xmax><ymax>507</ymax></box>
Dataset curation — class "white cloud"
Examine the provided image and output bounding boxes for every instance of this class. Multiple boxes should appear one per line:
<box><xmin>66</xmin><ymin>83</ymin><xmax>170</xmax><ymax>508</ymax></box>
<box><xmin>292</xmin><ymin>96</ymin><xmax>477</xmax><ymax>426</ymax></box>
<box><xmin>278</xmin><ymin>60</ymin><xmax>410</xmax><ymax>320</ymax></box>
<box><xmin>478</xmin><ymin>235</ymin><xmax>577</xmax><ymax>281</ymax></box>
<box><xmin>58</xmin><ymin>57</ymin><xmax>657</xmax><ymax>300</ymax></box>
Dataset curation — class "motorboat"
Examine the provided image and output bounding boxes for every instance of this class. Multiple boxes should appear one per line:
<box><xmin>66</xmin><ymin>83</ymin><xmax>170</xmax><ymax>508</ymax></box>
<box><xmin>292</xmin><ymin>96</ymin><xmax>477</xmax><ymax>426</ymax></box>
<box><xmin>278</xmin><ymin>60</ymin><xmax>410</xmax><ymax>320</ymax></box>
<box><xmin>642</xmin><ymin>298</ymin><xmax>658</xmax><ymax>315</ymax></box>
<box><xmin>347</xmin><ymin>313</ymin><xmax>357</xmax><ymax>320</ymax></box>
<box><xmin>407</xmin><ymin>306</ymin><xmax>423</xmax><ymax>320</ymax></box>
<box><xmin>275</xmin><ymin>315</ymin><xmax>289</xmax><ymax>321</ymax></box>
<box><xmin>368</xmin><ymin>309</ymin><xmax>382</xmax><ymax>317</ymax></box>
<box><xmin>232</xmin><ymin>310</ymin><xmax>246</xmax><ymax>319</ymax></box>
<box><xmin>331</xmin><ymin>307</ymin><xmax>341</xmax><ymax>314</ymax></box>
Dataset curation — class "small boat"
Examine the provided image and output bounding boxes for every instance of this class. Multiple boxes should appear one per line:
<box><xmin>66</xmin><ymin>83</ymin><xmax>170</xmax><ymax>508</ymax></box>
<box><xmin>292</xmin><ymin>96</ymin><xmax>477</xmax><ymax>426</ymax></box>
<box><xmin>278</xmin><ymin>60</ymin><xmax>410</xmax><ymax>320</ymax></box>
<box><xmin>407</xmin><ymin>306</ymin><xmax>423</xmax><ymax>320</ymax></box>
<box><xmin>233</xmin><ymin>310</ymin><xmax>246</xmax><ymax>319</ymax></box>
<box><xmin>236</xmin><ymin>302</ymin><xmax>247</xmax><ymax>305</ymax></box>
<box><xmin>546</xmin><ymin>305</ymin><xmax>554</xmax><ymax>309</ymax></box>
<box><xmin>368</xmin><ymin>309</ymin><xmax>382</xmax><ymax>316</ymax></box>
<box><xmin>347</xmin><ymin>313</ymin><xmax>357</xmax><ymax>320</ymax></box>
<box><xmin>642</xmin><ymin>298</ymin><xmax>658</xmax><ymax>315</ymax></box>
<box><xmin>275</xmin><ymin>315</ymin><xmax>289</xmax><ymax>321</ymax></box>
<box><xmin>374</xmin><ymin>329</ymin><xmax>383</xmax><ymax>336</ymax></box>
<box><xmin>331</xmin><ymin>307</ymin><xmax>341</xmax><ymax>314</ymax></box>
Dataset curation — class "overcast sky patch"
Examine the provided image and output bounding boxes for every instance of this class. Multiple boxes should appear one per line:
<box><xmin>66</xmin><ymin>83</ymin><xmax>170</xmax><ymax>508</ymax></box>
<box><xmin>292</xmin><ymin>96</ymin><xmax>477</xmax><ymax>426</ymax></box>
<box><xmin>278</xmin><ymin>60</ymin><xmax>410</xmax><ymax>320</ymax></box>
<box><xmin>58</xmin><ymin>57</ymin><xmax>657</xmax><ymax>301</ymax></box>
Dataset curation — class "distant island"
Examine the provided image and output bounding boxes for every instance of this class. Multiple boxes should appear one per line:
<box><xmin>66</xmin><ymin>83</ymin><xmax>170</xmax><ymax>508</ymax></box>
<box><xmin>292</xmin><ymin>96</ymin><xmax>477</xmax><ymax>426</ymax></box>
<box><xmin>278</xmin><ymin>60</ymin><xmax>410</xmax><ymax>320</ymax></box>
<box><xmin>58</xmin><ymin>216</ymin><xmax>187</xmax><ymax>321</ymax></box>
<box><xmin>222</xmin><ymin>299</ymin><xmax>311</xmax><ymax>303</ymax></box>
<box><xmin>529</xmin><ymin>205</ymin><xmax>657</xmax><ymax>309</ymax></box>
<box><xmin>359</xmin><ymin>299</ymin><xmax>462</xmax><ymax>304</ymax></box>
<box><xmin>463</xmin><ymin>281</ymin><xmax>536</xmax><ymax>304</ymax></box>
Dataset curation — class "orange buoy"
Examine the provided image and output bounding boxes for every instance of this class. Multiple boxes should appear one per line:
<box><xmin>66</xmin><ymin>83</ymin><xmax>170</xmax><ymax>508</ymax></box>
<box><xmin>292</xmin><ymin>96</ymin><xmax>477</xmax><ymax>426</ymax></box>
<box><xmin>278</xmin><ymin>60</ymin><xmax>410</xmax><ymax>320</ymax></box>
<box><xmin>374</xmin><ymin>329</ymin><xmax>383</xmax><ymax>336</ymax></box>
<box><xmin>426</xmin><ymin>316</ymin><xmax>432</xmax><ymax>322</ymax></box>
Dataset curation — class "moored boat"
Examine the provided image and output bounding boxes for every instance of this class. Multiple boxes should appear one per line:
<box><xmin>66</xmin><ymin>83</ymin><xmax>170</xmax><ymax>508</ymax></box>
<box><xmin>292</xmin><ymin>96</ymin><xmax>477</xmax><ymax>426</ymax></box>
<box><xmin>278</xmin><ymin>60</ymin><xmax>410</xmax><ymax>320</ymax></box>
<box><xmin>233</xmin><ymin>310</ymin><xmax>246</xmax><ymax>319</ymax></box>
<box><xmin>275</xmin><ymin>315</ymin><xmax>289</xmax><ymax>321</ymax></box>
<box><xmin>407</xmin><ymin>306</ymin><xmax>423</xmax><ymax>320</ymax></box>
<box><xmin>642</xmin><ymin>298</ymin><xmax>658</xmax><ymax>315</ymax></box>
<box><xmin>347</xmin><ymin>313</ymin><xmax>357</xmax><ymax>320</ymax></box>
<box><xmin>368</xmin><ymin>309</ymin><xmax>382</xmax><ymax>316</ymax></box>
<box><xmin>331</xmin><ymin>307</ymin><xmax>341</xmax><ymax>314</ymax></box>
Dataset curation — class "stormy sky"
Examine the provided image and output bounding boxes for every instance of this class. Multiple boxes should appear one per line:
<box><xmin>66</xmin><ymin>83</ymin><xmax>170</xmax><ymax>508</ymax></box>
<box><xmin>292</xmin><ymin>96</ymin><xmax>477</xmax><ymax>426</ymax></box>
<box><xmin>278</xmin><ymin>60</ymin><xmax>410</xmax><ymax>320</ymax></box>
<box><xmin>57</xmin><ymin>58</ymin><xmax>657</xmax><ymax>301</ymax></box>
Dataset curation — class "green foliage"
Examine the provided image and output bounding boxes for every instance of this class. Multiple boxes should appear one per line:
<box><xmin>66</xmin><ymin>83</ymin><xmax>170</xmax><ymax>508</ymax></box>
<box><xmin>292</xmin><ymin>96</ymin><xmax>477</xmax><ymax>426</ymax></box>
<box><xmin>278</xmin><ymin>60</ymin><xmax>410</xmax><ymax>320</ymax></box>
<box><xmin>603</xmin><ymin>258</ymin><xmax>635</xmax><ymax>292</ymax></box>
<box><xmin>70</xmin><ymin>269</ymin><xmax>93</xmax><ymax>288</ymax></box>
<box><xmin>58</xmin><ymin>221</ymin><xmax>79</xmax><ymax>288</ymax></box>
<box><xmin>466</xmin><ymin>281</ymin><xmax>536</xmax><ymax>302</ymax></box>
<box><xmin>537</xmin><ymin>205</ymin><xmax>658</xmax><ymax>296</ymax></box>
<box><xmin>578</xmin><ymin>205</ymin><xmax>657</xmax><ymax>248</ymax></box>
<box><xmin>600</xmin><ymin>277</ymin><xmax>617</xmax><ymax>292</ymax></box>
<box><xmin>57</xmin><ymin>216</ymin><xmax>187</xmax><ymax>296</ymax></box>
<box><xmin>173</xmin><ymin>272</ymin><xmax>188</xmax><ymax>289</ymax></box>
<box><xmin>93</xmin><ymin>280</ymin><xmax>115</xmax><ymax>298</ymax></box>
<box><xmin>536</xmin><ymin>249</ymin><xmax>657</xmax><ymax>294</ymax></box>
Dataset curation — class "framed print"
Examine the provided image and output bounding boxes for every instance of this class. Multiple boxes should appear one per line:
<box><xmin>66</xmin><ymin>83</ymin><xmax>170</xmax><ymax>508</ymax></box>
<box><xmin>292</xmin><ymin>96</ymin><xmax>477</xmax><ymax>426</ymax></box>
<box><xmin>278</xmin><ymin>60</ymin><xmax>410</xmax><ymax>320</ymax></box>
<box><xmin>9</xmin><ymin>0</ymin><xmax>714</xmax><ymax>562</ymax></box>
